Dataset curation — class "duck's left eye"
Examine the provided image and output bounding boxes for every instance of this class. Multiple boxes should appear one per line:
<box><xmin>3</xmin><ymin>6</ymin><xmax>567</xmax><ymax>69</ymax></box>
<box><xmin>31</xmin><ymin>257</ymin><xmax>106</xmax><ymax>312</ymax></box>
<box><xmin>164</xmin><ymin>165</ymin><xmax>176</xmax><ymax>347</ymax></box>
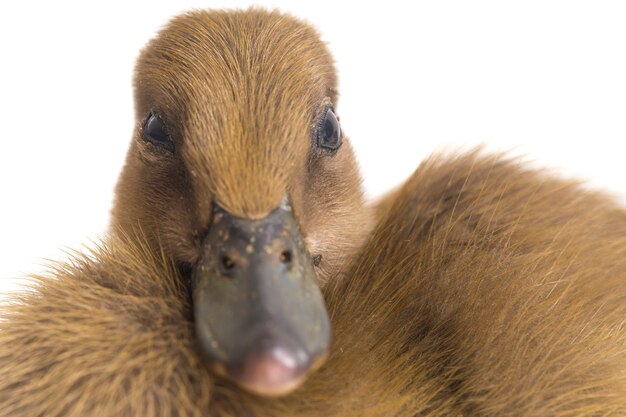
<box><xmin>316</xmin><ymin>108</ymin><xmax>342</xmax><ymax>152</ymax></box>
<box><xmin>141</xmin><ymin>112</ymin><xmax>174</xmax><ymax>152</ymax></box>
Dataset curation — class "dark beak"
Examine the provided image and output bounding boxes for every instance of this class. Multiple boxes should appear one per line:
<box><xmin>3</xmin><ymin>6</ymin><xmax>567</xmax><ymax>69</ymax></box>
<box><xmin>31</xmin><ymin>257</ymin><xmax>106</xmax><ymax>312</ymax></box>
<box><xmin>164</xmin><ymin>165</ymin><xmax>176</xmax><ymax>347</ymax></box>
<box><xmin>192</xmin><ymin>202</ymin><xmax>331</xmax><ymax>396</ymax></box>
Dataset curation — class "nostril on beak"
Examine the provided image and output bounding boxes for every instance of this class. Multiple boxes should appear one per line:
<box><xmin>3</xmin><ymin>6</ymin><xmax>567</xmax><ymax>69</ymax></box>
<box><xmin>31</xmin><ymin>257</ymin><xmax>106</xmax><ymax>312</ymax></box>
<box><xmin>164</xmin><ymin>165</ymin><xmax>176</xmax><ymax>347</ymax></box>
<box><xmin>221</xmin><ymin>255</ymin><xmax>236</xmax><ymax>271</ymax></box>
<box><xmin>279</xmin><ymin>250</ymin><xmax>292</xmax><ymax>265</ymax></box>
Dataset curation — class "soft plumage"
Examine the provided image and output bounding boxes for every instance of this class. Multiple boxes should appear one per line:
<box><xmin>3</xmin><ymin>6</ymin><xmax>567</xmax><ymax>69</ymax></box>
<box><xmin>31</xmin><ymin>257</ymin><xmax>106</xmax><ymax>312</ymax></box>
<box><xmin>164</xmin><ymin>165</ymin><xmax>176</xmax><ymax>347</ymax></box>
<box><xmin>1</xmin><ymin>8</ymin><xmax>625</xmax><ymax>417</ymax></box>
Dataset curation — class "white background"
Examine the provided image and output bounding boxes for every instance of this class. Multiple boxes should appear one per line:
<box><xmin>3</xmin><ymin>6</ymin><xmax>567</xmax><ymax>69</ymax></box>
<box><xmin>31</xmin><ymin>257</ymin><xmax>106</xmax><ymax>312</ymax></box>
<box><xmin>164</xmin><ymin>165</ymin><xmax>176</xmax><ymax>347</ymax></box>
<box><xmin>1</xmin><ymin>1</ymin><xmax>625</xmax><ymax>298</ymax></box>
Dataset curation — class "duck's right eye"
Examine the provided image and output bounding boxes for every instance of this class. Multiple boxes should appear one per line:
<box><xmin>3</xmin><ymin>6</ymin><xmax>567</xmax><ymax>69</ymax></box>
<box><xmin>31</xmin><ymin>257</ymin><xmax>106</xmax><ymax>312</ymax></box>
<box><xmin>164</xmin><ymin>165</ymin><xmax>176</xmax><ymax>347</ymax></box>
<box><xmin>141</xmin><ymin>112</ymin><xmax>174</xmax><ymax>152</ymax></box>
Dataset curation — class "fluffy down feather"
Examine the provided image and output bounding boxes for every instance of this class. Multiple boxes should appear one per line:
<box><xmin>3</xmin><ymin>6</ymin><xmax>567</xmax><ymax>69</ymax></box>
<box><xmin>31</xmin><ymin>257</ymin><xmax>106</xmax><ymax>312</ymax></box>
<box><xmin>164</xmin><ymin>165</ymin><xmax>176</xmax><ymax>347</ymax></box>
<box><xmin>2</xmin><ymin>151</ymin><xmax>625</xmax><ymax>416</ymax></box>
<box><xmin>2</xmin><ymin>7</ymin><xmax>626</xmax><ymax>417</ymax></box>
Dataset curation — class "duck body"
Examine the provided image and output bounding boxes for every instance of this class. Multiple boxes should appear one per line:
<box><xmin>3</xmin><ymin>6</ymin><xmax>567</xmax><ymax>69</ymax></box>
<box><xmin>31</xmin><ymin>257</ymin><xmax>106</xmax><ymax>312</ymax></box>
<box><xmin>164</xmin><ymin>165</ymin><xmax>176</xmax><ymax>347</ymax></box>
<box><xmin>2</xmin><ymin>152</ymin><xmax>626</xmax><ymax>416</ymax></box>
<box><xmin>2</xmin><ymin>8</ymin><xmax>626</xmax><ymax>417</ymax></box>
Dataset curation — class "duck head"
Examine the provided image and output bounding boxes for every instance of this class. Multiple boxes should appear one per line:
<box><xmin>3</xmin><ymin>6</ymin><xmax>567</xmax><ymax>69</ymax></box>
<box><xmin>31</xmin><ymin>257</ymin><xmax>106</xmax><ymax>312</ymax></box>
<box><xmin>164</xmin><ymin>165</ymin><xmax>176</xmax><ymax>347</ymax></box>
<box><xmin>111</xmin><ymin>9</ymin><xmax>370</xmax><ymax>397</ymax></box>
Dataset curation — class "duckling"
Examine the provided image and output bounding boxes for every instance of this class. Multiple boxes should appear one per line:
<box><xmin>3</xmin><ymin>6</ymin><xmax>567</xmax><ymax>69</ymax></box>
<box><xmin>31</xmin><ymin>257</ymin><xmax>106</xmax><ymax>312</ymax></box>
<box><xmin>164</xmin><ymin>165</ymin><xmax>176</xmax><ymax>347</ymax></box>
<box><xmin>1</xmin><ymin>7</ymin><xmax>626</xmax><ymax>417</ymax></box>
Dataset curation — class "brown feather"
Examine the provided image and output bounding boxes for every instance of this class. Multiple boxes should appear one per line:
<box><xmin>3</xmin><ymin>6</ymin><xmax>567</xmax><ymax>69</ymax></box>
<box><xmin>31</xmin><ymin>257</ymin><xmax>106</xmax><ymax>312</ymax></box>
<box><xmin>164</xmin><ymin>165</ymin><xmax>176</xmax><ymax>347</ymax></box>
<box><xmin>1</xmin><ymin>8</ymin><xmax>625</xmax><ymax>417</ymax></box>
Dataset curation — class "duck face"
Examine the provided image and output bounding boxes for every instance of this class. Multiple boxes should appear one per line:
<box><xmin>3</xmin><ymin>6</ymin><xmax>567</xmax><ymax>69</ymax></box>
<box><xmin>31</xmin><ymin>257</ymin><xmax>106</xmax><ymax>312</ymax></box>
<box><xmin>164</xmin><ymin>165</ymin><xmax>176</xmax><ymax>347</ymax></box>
<box><xmin>112</xmin><ymin>10</ymin><xmax>368</xmax><ymax>396</ymax></box>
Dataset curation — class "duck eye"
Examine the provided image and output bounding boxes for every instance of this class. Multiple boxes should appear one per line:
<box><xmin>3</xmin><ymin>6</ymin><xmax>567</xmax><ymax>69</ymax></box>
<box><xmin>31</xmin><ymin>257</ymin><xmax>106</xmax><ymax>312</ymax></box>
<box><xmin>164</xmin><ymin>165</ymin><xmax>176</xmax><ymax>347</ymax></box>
<box><xmin>316</xmin><ymin>108</ymin><xmax>342</xmax><ymax>151</ymax></box>
<box><xmin>141</xmin><ymin>112</ymin><xmax>174</xmax><ymax>152</ymax></box>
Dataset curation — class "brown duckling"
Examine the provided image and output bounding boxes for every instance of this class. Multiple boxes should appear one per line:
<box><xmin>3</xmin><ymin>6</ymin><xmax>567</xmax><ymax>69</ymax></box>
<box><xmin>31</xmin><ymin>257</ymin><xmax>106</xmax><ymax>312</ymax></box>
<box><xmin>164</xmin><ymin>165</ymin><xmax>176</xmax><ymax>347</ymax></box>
<box><xmin>1</xmin><ymin>8</ymin><xmax>626</xmax><ymax>417</ymax></box>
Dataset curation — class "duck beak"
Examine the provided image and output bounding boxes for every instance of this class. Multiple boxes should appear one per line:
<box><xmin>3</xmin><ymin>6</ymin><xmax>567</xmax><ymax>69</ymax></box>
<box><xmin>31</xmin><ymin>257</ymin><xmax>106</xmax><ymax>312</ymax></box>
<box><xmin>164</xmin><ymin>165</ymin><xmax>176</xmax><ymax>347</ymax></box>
<box><xmin>191</xmin><ymin>202</ymin><xmax>331</xmax><ymax>397</ymax></box>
